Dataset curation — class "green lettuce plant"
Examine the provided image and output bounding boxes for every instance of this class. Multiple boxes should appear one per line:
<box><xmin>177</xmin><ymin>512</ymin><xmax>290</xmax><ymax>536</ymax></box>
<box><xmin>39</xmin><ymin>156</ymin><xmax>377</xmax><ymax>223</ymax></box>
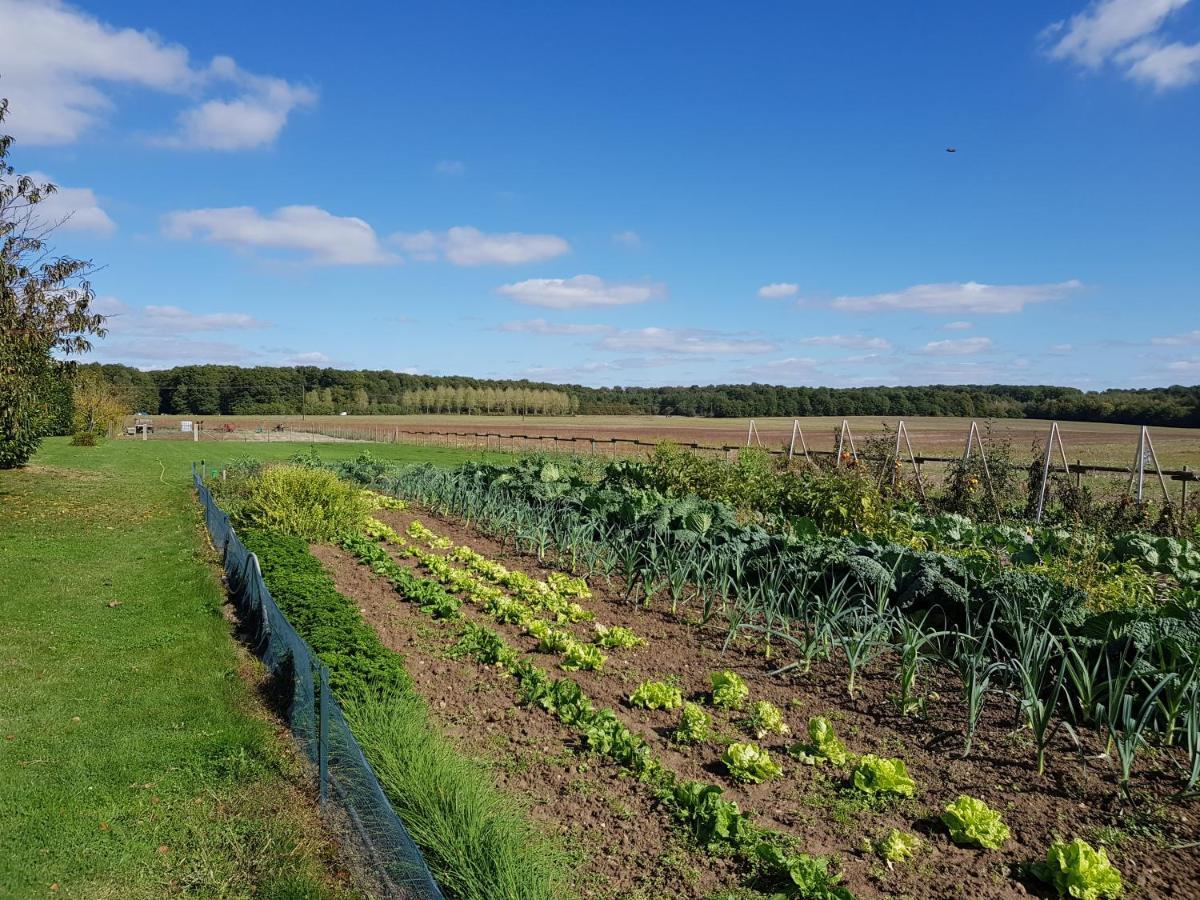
<box><xmin>673</xmin><ymin>702</ymin><xmax>713</xmax><ymax>744</ymax></box>
<box><xmin>593</xmin><ymin>623</ymin><xmax>644</xmax><ymax>649</ymax></box>
<box><xmin>670</xmin><ymin>782</ymin><xmax>756</xmax><ymax>851</ymax></box>
<box><xmin>560</xmin><ymin>641</ymin><xmax>606</xmax><ymax>672</ymax></box>
<box><xmin>711</xmin><ymin>670</ymin><xmax>749</xmax><ymax>709</ymax></box>
<box><xmin>629</xmin><ymin>680</ymin><xmax>683</xmax><ymax>710</ymax></box>
<box><xmin>1033</xmin><ymin>838</ymin><xmax>1123</xmax><ymax>900</ymax></box>
<box><xmin>790</xmin><ymin>716</ymin><xmax>850</xmax><ymax>766</ymax></box>
<box><xmin>873</xmin><ymin>828</ymin><xmax>921</xmax><ymax>865</ymax></box>
<box><xmin>851</xmin><ymin>754</ymin><xmax>916</xmax><ymax>797</ymax></box>
<box><xmin>747</xmin><ymin>700</ymin><xmax>790</xmax><ymax>739</ymax></box>
<box><xmin>755</xmin><ymin>844</ymin><xmax>854</xmax><ymax>900</ymax></box>
<box><xmin>941</xmin><ymin>795</ymin><xmax>1010</xmax><ymax>849</ymax></box>
<box><xmin>721</xmin><ymin>742</ymin><xmax>782</xmax><ymax>783</ymax></box>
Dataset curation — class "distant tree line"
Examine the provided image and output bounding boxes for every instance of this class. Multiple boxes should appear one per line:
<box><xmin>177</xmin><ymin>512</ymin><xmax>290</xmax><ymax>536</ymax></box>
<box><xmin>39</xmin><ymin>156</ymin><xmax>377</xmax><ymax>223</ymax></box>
<box><xmin>83</xmin><ymin>363</ymin><xmax>1200</xmax><ymax>428</ymax></box>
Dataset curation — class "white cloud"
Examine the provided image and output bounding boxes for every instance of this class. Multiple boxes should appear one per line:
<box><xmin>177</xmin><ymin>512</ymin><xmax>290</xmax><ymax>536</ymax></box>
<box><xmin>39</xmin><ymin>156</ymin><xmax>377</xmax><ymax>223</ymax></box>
<box><xmin>598</xmin><ymin>327</ymin><xmax>776</xmax><ymax>355</ymax></box>
<box><xmin>142</xmin><ymin>305</ymin><xmax>270</xmax><ymax>331</ymax></box>
<box><xmin>943</xmin><ymin>320</ymin><xmax>974</xmax><ymax>331</ymax></box>
<box><xmin>612</xmin><ymin>230</ymin><xmax>642</xmax><ymax>247</ymax></box>
<box><xmin>498</xmin><ymin>275</ymin><xmax>663</xmax><ymax>309</ymax></box>
<box><xmin>287</xmin><ymin>351</ymin><xmax>333</xmax><ymax>365</ymax></box>
<box><xmin>799</xmin><ymin>334</ymin><xmax>892</xmax><ymax>350</ymax></box>
<box><xmin>163</xmin><ymin>205</ymin><xmax>396</xmax><ymax>265</ymax></box>
<box><xmin>499</xmin><ymin>319</ymin><xmax>614</xmax><ymax>335</ymax></box>
<box><xmin>919</xmin><ymin>337</ymin><xmax>994</xmax><ymax>356</ymax></box>
<box><xmin>0</xmin><ymin>1</ymin><xmax>314</xmax><ymax>146</ymax></box>
<box><xmin>1050</xmin><ymin>343</ymin><xmax>1075</xmax><ymax>353</ymax></box>
<box><xmin>435</xmin><ymin>160</ymin><xmax>466</xmax><ymax>175</ymax></box>
<box><xmin>89</xmin><ymin>337</ymin><xmax>260</xmax><ymax>367</ymax></box>
<box><xmin>1165</xmin><ymin>358</ymin><xmax>1200</xmax><ymax>372</ymax></box>
<box><xmin>1044</xmin><ymin>0</ymin><xmax>1200</xmax><ymax>90</ymax></box>
<box><xmin>758</xmin><ymin>282</ymin><xmax>799</xmax><ymax>299</ymax></box>
<box><xmin>393</xmin><ymin>226</ymin><xmax>570</xmax><ymax>266</ymax></box>
<box><xmin>740</xmin><ymin>356</ymin><xmax>818</xmax><ymax>376</ymax></box>
<box><xmin>1152</xmin><ymin>329</ymin><xmax>1200</xmax><ymax>345</ymax></box>
<box><xmin>22</xmin><ymin>172</ymin><xmax>115</xmax><ymax>235</ymax></box>
<box><xmin>833</xmin><ymin>279</ymin><xmax>1082</xmax><ymax>314</ymax></box>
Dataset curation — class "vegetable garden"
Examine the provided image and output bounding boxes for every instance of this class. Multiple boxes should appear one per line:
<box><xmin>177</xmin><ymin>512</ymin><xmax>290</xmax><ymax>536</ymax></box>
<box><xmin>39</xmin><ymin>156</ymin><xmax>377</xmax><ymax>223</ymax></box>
<box><xmin>208</xmin><ymin>444</ymin><xmax>1200</xmax><ymax>899</ymax></box>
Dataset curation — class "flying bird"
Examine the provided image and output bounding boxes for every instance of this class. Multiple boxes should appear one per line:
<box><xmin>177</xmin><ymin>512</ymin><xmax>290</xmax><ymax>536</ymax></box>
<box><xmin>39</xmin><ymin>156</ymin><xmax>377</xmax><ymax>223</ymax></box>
<box><xmin>945</xmin><ymin>147</ymin><xmax>957</xmax><ymax>153</ymax></box>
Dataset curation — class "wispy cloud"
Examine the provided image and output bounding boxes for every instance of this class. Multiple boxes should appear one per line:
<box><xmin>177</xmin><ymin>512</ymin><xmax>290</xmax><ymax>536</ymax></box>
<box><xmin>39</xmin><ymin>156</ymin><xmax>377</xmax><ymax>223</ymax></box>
<box><xmin>434</xmin><ymin>160</ymin><xmax>466</xmax><ymax>175</ymax></box>
<box><xmin>499</xmin><ymin>319</ymin><xmax>614</xmax><ymax>335</ymax></box>
<box><xmin>799</xmin><ymin>334</ymin><xmax>892</xmax><ymax>350</ymax></box>
<box><xmin>163</xmin><ymin>205</ymin><xmax>396</xmax><ymax>266</ymax></box>
<box><xmin>0</xmin><ymin>0</ymin><xmax>314</xmax><ymax>147</ymax></box>
<box><xmin>919</xmin><ymin>336</ymin><xmax>994</xmax><ymax>355</ymax></box>
<box><xmin>833</xmin><ymin>280</ymin><xmax>1082</xmax><ymax>314</ymax></box>
<box><xmin>758</xmin><ymin>282</ymin><xmax>799</xmax><ymax>299</ymax></box>
<box><xmin>598</xmin><ymin>327</ymin><xmax>776</xmax><ymax>355</ymax></box>
<box><xmin>498</xmin><ymin>275</ymin><xmax>663</xmax><ymax>309</ymax></box>
<box><xmin>393</xmin><ymin>226</ymin><xmax>569</xmax><ymax>266</ymax></box>
<box><xmin>1043</xmin><ymin>0</ymin><xmax>1200</xmax><ymax>90</ymax></box>
<box><xmin>612</xmin><ymin>230</ymin><xmax>642</xmax><ymax>247</ymax></box>
<box><xmin>95</xmin><ymin>297</ymin><xmax>271</xmax><ymax>334</ymax></box>
<box><xmin>943</xmin><ymin>320</ymin><xmax>974</xmax><ymax>331</ymax></box>
<box><xmin>1152</xmin><ymin>329</ymin><xmax>1200</xmax><ymax>345</ymax></box>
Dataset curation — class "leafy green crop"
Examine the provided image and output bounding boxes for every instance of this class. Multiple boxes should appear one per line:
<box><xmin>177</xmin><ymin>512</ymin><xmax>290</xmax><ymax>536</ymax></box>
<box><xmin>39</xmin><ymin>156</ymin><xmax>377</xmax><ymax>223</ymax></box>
<box><xmin>875</xmin><ymin>828</ymin><xmax>920</xmax><ymax>864</ymax></box>
<box><xmin>851</xmin><ymin>755</ymin><xmax>916</xmax><ymax>797</ymax></box>
<box><xmin>755</xmin><ymin>844</ymin><xmax>854</xmax><ymax>900</ymax></box>
<box><xmin>236</xmin><ymin>466</ymin><xmax>372</xmax><ymax>541</ymax></box>
<box><xmin>747</xmin><ymin>700</ymin><xmax>790</xmax><ymax>739</ymax></box>
<box><xmin>1033</xmin><ymin>839</ymin><xmax>1123</xmax><ymax>900</ymax></box>
<box><xmin>593</xmin><ymin>623</ymin><xmax>645</xmax><ymax>649</ymax></box>
<box><xmin>790</xmin><ymin>716</ymin><xmax>850</xmax><ymax>766</ymax></box>
<box><xmin>629</xmin><ymin>680</ymin><xmax>683</xmax><ymax>710</ymax></box>
<box><xmin>711</xmin><ymin>670</ymin><xmax>749</xmax><ymax>709</ymax></box>
<box><xmin>672</xmin><ymin>702</ymin><xmax>713</xmax><ymax>744</ymax></box>
<box><xmin>941</xmin><ymin>796</ymin><xmax>1010</xmax><ymax>849</ymax></box>
<box><xmin>670</xmin><ymin>782</ymin><xmax>756</xmax><ymax>851</ymax></box>
<box><xmin>560</xmin><ymin>641</ymin><xmax>606</xmax><ymax>672</ymax></box>
<box><xmin>721</xmin><ymin>742</ymin><xmax>782</xmax><ymax>783</ymax></box>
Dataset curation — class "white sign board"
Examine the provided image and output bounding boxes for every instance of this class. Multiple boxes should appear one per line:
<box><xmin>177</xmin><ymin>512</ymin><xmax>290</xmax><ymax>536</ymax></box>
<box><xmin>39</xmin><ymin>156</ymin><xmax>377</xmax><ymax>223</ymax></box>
<box><xmin>180</xmin><ymin>420</ymin><xmax>193</xmax><ymax>433</ymax></box>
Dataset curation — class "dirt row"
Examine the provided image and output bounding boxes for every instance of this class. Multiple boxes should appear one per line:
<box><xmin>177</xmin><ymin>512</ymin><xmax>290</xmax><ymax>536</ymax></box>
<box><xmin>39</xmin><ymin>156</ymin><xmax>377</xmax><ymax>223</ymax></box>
<box><xmin>326</xmin><ymin>507</ymin><xmax>1200</xmax><ymax>899</ymax></box>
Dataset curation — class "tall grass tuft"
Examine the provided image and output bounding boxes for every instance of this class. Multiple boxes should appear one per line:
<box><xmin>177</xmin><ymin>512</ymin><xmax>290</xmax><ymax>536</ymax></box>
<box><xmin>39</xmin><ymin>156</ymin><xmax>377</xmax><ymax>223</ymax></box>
<box><xmin>342</xmin><ymin>691</ymin><xmax>571</xmax><ymax>900</ymax></box>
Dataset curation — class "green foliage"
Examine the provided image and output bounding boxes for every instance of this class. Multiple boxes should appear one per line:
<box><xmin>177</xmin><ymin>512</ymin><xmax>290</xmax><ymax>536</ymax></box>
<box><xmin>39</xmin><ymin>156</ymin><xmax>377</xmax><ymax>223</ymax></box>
<box><xmin>850</xmin><ymin>755</ymin><xmax>916</xmax><ymax>797</ymax></box>
<box><xmin>629</xmin><ymin>680</ymin><xmax>683</xmax><ymax>710</ymax></box>
<box><xmin>673</xmin><ymin>702</ymin><xmax>713</xmax><ymax>744</ymax></box>
<box><xmin>747</xmin><ymin>700</ymin><xmax>790</xmax><ymax>739</ymax></box>
<box><xmin>790</xmin><ymin>716</ymin><xmax>849</xmax><ymax>766</ymax></box>
<box><xmin>559</xmin><ymin>640</ymin><xmax>606</xmax><ymax>672</ymax></box>
<box><xmin>1032</xmin><ymin>839</ymin><xmax>1123</xmax><ymax>900</ymax></box>
<box><xmin>593</xmin><ymin>623</ymin><xmax>645</xmax><ymax>649</ymax></box>
<box><xmin>237</xmin><ymin>466</ymin><xmax>372</xmax><ymax>541</ymax></box>
<box><xmin>754</xmin><ymin>844</ymin><xmax>854</xmax><ymax>900</ymax></box>
<box><xmin>874</xmin><ymin>828</ymin><xmax>920</xmax><ymax>864</ymax></box>
<box><xmin>669</xmin><ymin>782</ymin><xmax>756</xmax><ymax>851</ymax></box>
<box><xmin>722</xmin><ymin>742</ymin><xmax>783</xmax><ymax>783</ymax></box>
<box><xmin>711</xmin><ymin>670</ymin><xmax>749</xmax><ymax>709</ymax></box>
<box><xmin>940</xmin><ymin>796</ymin><xmax>1010</xmax><ymax>850</ymax></box>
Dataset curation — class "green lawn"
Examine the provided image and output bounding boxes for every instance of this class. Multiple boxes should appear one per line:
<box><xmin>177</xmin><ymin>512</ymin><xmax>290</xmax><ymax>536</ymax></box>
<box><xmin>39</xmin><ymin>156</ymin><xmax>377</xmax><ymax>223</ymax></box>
<box><xmin>0</xmin><ymin>438</ymin><xmax>493</xmax><ymax>899</ymax></box>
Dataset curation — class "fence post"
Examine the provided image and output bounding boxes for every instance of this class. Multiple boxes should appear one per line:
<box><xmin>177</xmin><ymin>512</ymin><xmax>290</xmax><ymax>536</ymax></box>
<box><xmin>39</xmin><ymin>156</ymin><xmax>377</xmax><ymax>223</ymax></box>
<box><xmin>318</xmin><ymin>664</ymin><xmax>330</xmax><ymax>806</ymax></box>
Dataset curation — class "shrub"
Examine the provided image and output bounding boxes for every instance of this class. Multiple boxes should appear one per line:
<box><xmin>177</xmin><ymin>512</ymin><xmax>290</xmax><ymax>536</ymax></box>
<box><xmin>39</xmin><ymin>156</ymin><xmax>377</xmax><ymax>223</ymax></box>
<box><xmin>941</xmin><ymin>795</ymin><xmax>1010</xmax><ymax>850</ymax></box>
<box><xmin>237</xmin><ymin>466</ymin><xmax>371</xmax><ymax>541</ymax></box>
<box><xmin>69</xmin><ymin>431</ymin><xmax>97</xmax><ymax>446</ymax></box>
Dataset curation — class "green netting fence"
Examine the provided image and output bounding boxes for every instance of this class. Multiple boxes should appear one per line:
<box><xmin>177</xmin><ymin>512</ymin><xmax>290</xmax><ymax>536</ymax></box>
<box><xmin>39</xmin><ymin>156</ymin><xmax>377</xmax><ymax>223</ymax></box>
<box><xmin>193</xmin><ymin>465</ymin><xmax>444</xmax><ymax>899</ymax></box>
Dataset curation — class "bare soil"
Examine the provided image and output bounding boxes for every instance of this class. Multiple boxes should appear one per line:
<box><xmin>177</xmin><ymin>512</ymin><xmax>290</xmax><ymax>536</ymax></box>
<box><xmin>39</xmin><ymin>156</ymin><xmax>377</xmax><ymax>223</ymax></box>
<box><xmin>330</xmin><ymin>507</ymin><xmax>1200</xmax><ymax>899</ymax></box>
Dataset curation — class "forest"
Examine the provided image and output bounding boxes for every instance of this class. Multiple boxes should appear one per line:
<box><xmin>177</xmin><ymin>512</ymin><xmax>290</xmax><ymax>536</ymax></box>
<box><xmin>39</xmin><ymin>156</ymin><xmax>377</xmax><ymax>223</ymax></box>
<box><xmin>85</xmin><ymin>362</ymin><xmax>1200</xmax><ymax>428</ymax></box>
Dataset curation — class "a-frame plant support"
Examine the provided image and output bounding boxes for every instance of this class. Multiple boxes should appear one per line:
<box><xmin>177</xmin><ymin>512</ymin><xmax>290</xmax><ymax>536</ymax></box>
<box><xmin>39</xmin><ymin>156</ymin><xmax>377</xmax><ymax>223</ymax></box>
<box><xmin>1127</xmin><ymin>425</ymin><xmax>1170</xmax><ymax>504</ymax></box>
<box><xmin>1034</xmin><ymin>421</ymin><xmax>1072</xmax><ymax>524</ymax></box>
<box><xmin>963</xmin><ymin>420</ymin><xmax>1003</xmax><ymax>523</ymax></box>
<box><xmin>893</xmin><ymin>419</ymin><xmax>927</xmax><ymax>500</ymax></box>
<box><xmin>746</xmin><ymin>419</ymin><xmax>763</xmax><ymax>448</ymax></box>
<box><xmin>786</xmin><ymin>419</ymin><xmax>812</xmax><ymax>463</ymax></box>
<box><xmin>835</xmin><ymin>419</ymin><xmax>859</xmax><ymax>468</ymax></box>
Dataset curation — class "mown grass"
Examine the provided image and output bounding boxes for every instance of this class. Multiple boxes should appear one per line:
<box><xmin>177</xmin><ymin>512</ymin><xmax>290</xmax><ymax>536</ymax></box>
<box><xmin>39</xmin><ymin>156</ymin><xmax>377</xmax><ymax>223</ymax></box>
<box><xmin>0</xmin><ymin>437</ymin><xmax>494</xmax><ymax>899</ymax></box>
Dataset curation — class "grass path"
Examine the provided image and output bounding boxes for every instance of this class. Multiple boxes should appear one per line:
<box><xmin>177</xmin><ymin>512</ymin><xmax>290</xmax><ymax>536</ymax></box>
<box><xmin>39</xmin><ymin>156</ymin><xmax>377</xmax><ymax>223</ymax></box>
<box><xmin>0</xmin><ymin>439</ymin><xmax>491</xmax><ymax>899</ymax></box>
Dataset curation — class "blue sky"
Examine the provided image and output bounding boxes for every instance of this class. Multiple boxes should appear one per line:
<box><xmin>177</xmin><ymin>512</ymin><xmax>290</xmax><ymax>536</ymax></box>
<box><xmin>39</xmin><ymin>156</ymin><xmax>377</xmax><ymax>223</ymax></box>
<box><xmin>4</xmin><ymin>0</ymin><xmax>1199</xmax><ymax>388</ymax></box>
